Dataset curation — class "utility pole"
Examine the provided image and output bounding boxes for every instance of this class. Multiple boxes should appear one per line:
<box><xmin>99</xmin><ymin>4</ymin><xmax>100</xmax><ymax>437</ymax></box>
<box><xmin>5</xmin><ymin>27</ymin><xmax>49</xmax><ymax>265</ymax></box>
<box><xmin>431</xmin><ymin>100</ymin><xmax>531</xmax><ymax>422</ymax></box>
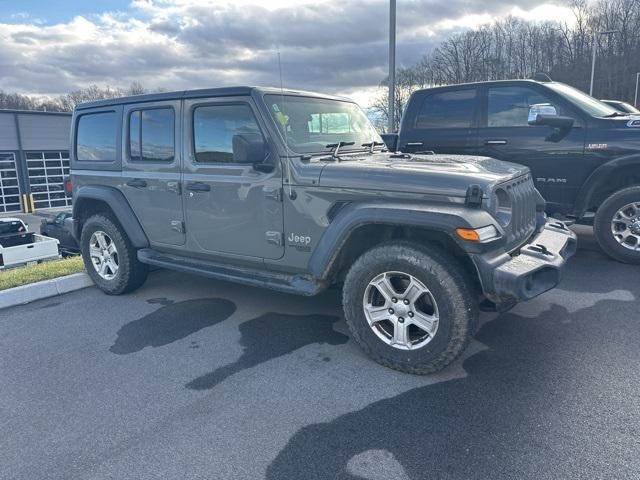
<box><xmin>590</xmin><ymin>30</ymin><xmax>618</xmax><ymax>96</ymax></box>
<box><xmin>635</xmin><ymin>72</ymin><xmax>640</xmax><ymax>107</ymax></box>
<box><xmin>388</xmin><ymin>0</ymin><xmax>396</xmax><ymax>133</ymax></box>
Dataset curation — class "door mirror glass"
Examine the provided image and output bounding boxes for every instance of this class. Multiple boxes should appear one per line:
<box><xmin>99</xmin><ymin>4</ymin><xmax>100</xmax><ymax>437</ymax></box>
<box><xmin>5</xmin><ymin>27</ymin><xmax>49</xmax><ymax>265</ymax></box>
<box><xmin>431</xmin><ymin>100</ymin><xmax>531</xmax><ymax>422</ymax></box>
<box><xmin>528</xmin><ymin>103</ymin><xmax>558</xmax><ymax>124</ymax></box>
<box><xmin>232</xmin><ymin>133</ymin><xmax>266</xmax><ymax>164</ymax></box>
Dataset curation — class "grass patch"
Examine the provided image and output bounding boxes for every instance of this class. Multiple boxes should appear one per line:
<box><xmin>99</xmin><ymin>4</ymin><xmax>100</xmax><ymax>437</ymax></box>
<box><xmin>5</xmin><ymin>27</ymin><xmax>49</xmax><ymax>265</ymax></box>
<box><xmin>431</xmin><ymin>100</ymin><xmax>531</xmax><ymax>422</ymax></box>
<box><xmin>0</xmin><ymin>256</ymin><xmax>85</xmax><ymax>291</ymax></box>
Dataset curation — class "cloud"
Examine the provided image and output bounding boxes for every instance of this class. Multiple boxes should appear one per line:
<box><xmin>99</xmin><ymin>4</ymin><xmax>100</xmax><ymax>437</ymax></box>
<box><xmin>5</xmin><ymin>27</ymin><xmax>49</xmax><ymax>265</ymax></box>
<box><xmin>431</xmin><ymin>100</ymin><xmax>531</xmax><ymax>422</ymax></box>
<box><xmin>0</xmin><ymin>0</ymin><xmax>575</xmax><ymax>105</ymax></box>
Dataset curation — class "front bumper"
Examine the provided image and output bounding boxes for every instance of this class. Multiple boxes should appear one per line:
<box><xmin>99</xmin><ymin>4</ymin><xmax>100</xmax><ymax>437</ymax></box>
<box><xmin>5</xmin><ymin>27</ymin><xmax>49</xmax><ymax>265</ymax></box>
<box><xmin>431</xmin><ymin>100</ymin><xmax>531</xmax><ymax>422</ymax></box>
<box><xmin>473</xmin><ymin>220</ymin><xmax>577</xmax><ymax>308</ymax></box>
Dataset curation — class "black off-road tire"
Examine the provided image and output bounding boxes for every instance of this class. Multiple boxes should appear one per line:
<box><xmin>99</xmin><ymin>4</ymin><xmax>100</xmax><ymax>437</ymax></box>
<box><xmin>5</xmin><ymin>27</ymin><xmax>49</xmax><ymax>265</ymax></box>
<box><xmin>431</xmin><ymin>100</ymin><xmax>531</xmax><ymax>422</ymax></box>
<box><xmin>594</xmin><ymin>186</ymin><xmax>640</xmax><ymax>264</ymax></box>
<box><xmin>80</xmin><ymin>214</ymin><xmax>148</xmax><ymax>294</ymax></box>
<box><xmin>342</xmin><ymin>241</ymin><xmax>479</xmax><ymax>374</ymax></box>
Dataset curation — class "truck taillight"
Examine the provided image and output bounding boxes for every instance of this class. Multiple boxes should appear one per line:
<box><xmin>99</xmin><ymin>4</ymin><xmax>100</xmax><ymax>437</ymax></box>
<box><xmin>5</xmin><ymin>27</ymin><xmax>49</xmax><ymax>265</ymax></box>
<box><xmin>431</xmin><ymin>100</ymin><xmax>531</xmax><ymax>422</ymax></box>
<box><xmin>64</xmin><ymin>178</ymin><xmax>73</xmax><ymax>195</ymax></box>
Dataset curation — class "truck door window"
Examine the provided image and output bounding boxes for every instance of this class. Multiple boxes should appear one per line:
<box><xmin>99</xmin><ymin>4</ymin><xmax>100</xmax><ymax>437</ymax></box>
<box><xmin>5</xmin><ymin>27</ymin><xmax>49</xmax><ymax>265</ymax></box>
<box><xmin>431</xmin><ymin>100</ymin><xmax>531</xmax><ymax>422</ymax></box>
<box><xmin>488</xmin><ymin>87</ymin><xmax>551</xmax><ymax>127</ymax></box>
<box><xmin>193</xmin><ymin>104</ymin><xmax>261</xmax><ymax>163</ymax></box>
<box><xmin>128</xmin><ymin>108</ymin><xmax>175</xmax><ymax>162</ymax></box>
<box><xmin>415</xmin><ymin>89</ymin><xmax>476</xmax><ymax>129</ymax></box>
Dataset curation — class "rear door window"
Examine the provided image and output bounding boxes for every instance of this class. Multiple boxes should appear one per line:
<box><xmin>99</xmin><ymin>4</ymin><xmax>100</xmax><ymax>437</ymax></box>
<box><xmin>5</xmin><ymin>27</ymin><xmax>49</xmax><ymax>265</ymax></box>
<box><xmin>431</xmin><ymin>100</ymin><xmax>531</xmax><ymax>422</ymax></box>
<box><xmin>415</xmin><ymin>89</ymin><xmax>477</xmax><ymax>129</ymax></box>
<box><xmin>128</xmin><ymin>108</ymin><xmax>175</xmax><ymax>162</ymax></box>
<box><xmin>76</xmin><ymin>111</ymin><xmax>117</xmax><ymax>161</ymax></box>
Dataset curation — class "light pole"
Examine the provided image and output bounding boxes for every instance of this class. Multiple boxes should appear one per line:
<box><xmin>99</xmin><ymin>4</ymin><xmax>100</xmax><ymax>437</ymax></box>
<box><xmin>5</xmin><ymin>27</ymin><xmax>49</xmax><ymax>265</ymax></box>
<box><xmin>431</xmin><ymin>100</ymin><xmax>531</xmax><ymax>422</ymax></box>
<box><xmin>635</xmin><ymin>72</ymin><xmax>640</xmax><ymax>107</ymax></box>
<box><xmin>589</xmin><ymin>30</ymin><xmax>618</xmax><ymax>96</ymax></box>
<box><xmin>388</xmin><ymin>0</ymin><xmax>396</xmax><ymax>132</ymax></box>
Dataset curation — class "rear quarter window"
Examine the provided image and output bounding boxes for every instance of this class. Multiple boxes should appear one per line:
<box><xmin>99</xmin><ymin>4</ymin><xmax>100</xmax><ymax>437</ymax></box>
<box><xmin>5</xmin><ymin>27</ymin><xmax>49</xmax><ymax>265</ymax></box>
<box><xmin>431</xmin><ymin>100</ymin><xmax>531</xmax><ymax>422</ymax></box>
<box><xmin>76</xmin><ymin>111</ymin><xmax>117</xmax><ymax>161</ymax></box>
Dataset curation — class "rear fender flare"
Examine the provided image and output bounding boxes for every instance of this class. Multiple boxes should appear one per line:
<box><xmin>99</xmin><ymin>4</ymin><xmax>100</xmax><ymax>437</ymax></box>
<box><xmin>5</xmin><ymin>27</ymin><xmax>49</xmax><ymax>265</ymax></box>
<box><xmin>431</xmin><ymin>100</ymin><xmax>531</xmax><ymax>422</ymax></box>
<box><xmin>72</xmin><ymin>185</ymin><xmax>149</xmax><ymax>248</ymax></box>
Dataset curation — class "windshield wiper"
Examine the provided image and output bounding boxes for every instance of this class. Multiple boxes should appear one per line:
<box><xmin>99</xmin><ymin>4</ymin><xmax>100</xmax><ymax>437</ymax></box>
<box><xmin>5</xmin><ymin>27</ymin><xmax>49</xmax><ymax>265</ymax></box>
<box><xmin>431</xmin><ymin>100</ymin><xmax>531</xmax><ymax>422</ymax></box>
<box><xmin>361</xmin><ymin>141</ymin><xmax>386</xmax><ymax>154</ymax></box>
<box><xmin>325</xmin><ymin>141</ymin><xmax>355</xmax><ymax>160</ymax></box>
<box><xmin>603</xmin><ymin>111</ymin><xmax>625</xmax><ymax>118</ymax></box>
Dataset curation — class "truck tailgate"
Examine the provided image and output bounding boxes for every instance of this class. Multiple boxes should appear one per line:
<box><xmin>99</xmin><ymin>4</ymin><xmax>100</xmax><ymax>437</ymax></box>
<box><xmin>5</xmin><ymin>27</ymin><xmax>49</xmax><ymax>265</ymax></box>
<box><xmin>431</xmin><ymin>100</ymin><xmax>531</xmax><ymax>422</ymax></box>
<box><xmin>0</xmin><ymin>234</ymin><xmax>60</xmax><ymax>269</ymax></box>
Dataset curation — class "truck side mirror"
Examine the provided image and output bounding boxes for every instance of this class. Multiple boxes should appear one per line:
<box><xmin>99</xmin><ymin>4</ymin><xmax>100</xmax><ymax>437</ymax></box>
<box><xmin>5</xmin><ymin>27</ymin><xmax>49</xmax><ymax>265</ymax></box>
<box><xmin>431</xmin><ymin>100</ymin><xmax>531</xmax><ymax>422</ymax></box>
<box><xmin>381</xmin><ymin>133</ymin><xmax>398</xmax><ymax>152</ymax></box>
<box><xmin>528</xmin><ymin>103</ymin><xmax>574</xmax><ymax>129</ymax></box>
<box><xmin>232</xmin><ymin>133</ymin><xmax>266</xmax><ymax>164</ymax></box>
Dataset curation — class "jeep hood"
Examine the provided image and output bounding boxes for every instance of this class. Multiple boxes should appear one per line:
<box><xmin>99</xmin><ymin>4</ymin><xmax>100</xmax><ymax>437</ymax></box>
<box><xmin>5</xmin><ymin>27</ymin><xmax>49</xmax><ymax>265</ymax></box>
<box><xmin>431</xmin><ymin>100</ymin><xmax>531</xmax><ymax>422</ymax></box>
<box><xmin>318</xmin><ymin>153</ymin><xmax>529</xmax><ymax>197</ymax></box>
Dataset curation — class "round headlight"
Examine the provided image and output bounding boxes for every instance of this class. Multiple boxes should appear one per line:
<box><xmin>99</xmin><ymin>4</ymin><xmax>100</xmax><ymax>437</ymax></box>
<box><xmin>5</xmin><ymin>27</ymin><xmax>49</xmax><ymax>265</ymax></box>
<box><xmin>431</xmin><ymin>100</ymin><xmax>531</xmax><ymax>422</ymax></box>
<box><xmin>493</xmin><ymin>188</ymin><xmax>512</xmax><ymax>227</ymax></box>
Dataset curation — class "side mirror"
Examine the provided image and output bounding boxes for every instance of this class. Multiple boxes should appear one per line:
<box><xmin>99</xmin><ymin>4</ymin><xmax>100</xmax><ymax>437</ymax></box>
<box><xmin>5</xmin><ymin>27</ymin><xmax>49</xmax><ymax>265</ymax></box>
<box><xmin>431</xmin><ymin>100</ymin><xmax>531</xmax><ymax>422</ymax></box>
<box><xmin>232</xmin><ymin>133</ymin><xmax>266</xmax><ymax>164</ymax></box>
<box><xmin>528</xmin><ymin>103</ymin><xmax>574</xmax><ymax>129</ymax></box>
<box><xmin>380</xmin><ymin>133</ymin><xmax>398</xmax><ymax>152</ymax></box>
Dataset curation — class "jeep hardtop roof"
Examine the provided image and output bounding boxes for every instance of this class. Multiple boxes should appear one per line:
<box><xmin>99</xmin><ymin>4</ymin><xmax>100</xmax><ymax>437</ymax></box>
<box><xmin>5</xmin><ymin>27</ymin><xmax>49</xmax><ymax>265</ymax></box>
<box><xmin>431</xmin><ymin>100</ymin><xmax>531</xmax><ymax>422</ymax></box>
<box><xmin>76</xmin><ymin>86</ymin><xmax>352</xmax><ymax>110</ymax></box>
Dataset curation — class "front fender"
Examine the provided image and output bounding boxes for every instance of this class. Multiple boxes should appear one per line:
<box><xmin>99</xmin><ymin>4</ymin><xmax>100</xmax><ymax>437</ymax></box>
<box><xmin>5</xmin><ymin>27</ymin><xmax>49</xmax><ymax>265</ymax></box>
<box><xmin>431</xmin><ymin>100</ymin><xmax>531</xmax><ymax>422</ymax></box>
<box><xmin>72</xmin><ymin>185</ymin><xmax>149</xmax><ymax>248</ymax></box>
<box><xmin>307</xmin><ymin>201</ymin><xmax>499</xmax><ymax>280</ymax></box>
<box><xmin>573</xmin><ymin>153</ymin><xmax>640</xmax><ymax>215</ymax></box>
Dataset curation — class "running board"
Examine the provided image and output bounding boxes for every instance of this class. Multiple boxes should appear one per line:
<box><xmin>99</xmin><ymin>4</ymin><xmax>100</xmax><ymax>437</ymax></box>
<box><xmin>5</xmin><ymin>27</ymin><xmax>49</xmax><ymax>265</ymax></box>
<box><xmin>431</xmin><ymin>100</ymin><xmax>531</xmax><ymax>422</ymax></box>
<box><xmin>137</xmin><ymin>249</ymin><xmax>325</xmax><ymax>296</ymax></box>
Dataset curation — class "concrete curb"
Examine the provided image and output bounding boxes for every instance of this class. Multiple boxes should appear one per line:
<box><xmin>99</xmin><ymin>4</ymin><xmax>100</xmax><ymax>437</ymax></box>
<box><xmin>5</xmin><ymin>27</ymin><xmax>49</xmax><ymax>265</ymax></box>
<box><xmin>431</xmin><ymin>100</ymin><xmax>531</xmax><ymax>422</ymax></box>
<box><xmin>0</xmin><ymin>273</ymin><xmax>94</xmax><ymax>310</ymax></box>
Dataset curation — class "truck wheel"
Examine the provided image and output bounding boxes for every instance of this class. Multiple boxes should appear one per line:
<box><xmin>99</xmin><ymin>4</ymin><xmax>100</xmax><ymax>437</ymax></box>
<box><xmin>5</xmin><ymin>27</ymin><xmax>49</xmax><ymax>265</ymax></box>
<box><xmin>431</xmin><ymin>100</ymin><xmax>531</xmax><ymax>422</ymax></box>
<box><xmin>342</xmin><ymin>241</ymin><xmax>478</xmax><ymax>374</ymax></box>
<box><xmin>80</xmin><ymin>214</ymin><xmax>148</xmax><ymax>294</ymax></box>
<box><xmin>594</xmin><ymin>186</ymin><xmax>640</xmax><ymax>264</ymax></box>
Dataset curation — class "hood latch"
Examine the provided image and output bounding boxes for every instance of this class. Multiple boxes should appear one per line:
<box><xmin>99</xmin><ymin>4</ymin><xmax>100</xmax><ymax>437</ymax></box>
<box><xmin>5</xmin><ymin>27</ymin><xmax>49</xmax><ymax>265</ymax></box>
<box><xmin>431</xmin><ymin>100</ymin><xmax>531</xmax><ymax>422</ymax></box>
<box><xmin>465</xmin><ymin>184</ymin><xmax>483</xmax><ymax>207</ymax></box>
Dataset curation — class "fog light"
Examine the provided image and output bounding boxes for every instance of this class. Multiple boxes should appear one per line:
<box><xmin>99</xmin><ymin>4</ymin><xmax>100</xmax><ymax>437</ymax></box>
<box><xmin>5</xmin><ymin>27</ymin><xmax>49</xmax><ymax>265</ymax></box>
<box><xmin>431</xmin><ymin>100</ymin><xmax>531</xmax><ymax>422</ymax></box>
<box><xmin>456</xmin><ymin>225</ymin><xmax>499</xmax><ymax>242</ymax></box>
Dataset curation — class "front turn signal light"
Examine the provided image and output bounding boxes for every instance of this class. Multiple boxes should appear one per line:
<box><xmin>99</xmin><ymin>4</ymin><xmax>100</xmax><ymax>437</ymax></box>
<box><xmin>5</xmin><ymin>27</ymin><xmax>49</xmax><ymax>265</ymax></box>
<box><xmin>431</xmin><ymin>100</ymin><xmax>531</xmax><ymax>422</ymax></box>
<box><xmin>456</xmin><ymin>225</ymin><xmax>499</xmax><ymax>242</ymax></box>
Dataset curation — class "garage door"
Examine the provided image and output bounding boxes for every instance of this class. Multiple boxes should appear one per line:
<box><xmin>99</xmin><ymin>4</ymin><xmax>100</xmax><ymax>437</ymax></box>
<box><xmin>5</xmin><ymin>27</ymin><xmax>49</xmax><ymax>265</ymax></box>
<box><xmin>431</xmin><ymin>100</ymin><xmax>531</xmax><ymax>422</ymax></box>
<box><xmin>26</xmin><ymin>151</ymin><xmax>72</xmax><ymax>209</ymax></box>
<box><xmin>0</xmin><ymin>152</ymin><xmax>21</xmax><ymax>213</ymax></box>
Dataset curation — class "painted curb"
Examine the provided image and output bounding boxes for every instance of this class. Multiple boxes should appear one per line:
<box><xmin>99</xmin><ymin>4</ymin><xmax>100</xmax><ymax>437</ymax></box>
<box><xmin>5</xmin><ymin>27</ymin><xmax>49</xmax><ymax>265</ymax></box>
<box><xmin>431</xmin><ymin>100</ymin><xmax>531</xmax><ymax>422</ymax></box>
<box><xmin>0</xmin><ymin>272</ymin><xmax>94</xmax><ymax>310</ymax></box>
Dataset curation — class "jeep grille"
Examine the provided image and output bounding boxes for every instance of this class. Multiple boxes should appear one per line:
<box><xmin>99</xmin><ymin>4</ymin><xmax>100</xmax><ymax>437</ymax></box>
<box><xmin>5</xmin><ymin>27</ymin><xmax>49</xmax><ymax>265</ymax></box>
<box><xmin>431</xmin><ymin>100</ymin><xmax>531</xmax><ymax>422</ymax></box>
<box><xmin>498</xmin><ymin>174</ymin><xmax>537</xmax><ymax>250</ymax></box>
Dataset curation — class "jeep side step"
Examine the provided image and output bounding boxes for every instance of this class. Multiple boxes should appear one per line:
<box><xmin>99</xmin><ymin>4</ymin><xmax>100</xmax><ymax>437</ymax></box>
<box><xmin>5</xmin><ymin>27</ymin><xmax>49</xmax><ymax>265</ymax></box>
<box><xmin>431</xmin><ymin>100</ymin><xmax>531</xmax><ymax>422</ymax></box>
<box><xmin>137</xmin><ymin>248</ymin><xmax>325</xmax><ymax>296</ymax></box>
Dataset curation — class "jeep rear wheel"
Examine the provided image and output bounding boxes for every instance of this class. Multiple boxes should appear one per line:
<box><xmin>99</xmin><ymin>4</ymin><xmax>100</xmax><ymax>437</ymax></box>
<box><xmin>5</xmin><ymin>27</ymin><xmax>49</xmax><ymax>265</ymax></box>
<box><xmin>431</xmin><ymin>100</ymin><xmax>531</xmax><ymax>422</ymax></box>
<box><xmin>342</xmin><ymin>241</ymin><xmax>478</xmax><ymax>374</ymax></box>
<box><xmin>594</xmin><ymin>186</ymin><xmax>640</xmax><ymax>264</ymax></box>
<box><xmin>81</xmin><ymin>214</ymin><xmax>148</xmax><ymax>294</ymax></box>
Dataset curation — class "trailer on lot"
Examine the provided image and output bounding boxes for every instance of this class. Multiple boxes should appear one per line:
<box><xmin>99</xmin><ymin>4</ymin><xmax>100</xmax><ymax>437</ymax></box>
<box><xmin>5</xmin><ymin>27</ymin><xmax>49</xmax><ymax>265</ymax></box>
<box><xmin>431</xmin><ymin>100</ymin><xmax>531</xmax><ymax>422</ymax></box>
<box><xmin>0</xmin><ymin>218</ymin><xmax>60</xmax><ymax>269</ymax></box>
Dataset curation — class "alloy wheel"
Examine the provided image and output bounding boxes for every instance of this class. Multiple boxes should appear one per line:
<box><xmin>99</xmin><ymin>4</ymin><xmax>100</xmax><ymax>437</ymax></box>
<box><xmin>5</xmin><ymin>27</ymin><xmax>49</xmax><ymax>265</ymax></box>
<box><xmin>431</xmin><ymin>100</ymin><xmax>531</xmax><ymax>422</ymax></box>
<box><xmin>362</xmin><ymin>271</ymin><xmax>439</xmax><ymax>350</ymax></box>
<box><xmin>611</xmin><ymin>201</ymin><xmax>640</xmax><ymax>251</ymax></box>
<box><xmin>89</xmin><ymin>231</ymin><xmax>119</xmax><ymax>280</ymax></box>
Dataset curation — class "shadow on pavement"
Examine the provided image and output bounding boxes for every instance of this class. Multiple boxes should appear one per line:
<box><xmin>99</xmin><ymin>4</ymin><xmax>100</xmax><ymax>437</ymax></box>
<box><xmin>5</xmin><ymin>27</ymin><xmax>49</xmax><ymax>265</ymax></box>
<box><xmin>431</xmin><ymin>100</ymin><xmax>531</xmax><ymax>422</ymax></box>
<box><xmin>186</xmin><ymin>313</ymin><xmax>348</xmax><ymax>390</ymax></box>
<box><xmin>109</xmin><ymin>298</ymin><xmax>236</xmax><ymax>354</ymax></box>
<box><xmin>266</xmin><ymin>231</ymin><xmax>640</xmax><ymax>480</ymax></box>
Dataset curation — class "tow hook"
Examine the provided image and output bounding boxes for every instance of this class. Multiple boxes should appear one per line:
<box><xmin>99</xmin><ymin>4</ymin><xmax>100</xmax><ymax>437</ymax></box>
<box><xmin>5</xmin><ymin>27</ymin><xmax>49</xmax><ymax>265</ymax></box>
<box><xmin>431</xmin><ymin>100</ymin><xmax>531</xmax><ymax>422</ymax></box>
<box><xmin>550</xmin><ymin>221</ymin><xmax>568</xmax><ymax>231</ymax></box>
<box><xmin>528</xmin><ymin>243</ymin><xmax>551</xmax><ymax>256</ymax></box>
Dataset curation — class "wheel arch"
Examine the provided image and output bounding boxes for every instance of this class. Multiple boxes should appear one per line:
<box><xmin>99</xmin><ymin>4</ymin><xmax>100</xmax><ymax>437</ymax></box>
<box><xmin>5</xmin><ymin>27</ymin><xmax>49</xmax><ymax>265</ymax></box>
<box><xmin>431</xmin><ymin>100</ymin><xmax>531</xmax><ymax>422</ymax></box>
<box><xmin>308</xmin><ymin>202</ymin><xmax>489</xmax><ymax>286</ymax></box>
<box><xmin>72</xmin><ymin>185</ymin><xmax>149</xmax><ymax>248</ymax></box>
<box><xmin>574</xmin><ymin>154</ymin><xmax>640</xmax><ymax>215</ymax></box>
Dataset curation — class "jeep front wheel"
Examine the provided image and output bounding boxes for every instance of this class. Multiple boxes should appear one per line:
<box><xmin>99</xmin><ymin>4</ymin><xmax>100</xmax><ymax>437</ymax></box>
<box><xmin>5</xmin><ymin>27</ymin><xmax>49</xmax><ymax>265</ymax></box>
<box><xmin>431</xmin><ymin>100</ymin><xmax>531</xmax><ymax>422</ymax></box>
<box><xmin>80</xmin><ymin>214</ymin><xmax>148</xmax><ymax>294</ymax></box>
<box><xmin>342</xmin><ymin>241</ymin><xmax>478</xmax><ymax>374</ymax></box>
<box><xmin>594</xmin><ymin>186</ymin><xmax>640</xmax><ymax>264</ymax></box>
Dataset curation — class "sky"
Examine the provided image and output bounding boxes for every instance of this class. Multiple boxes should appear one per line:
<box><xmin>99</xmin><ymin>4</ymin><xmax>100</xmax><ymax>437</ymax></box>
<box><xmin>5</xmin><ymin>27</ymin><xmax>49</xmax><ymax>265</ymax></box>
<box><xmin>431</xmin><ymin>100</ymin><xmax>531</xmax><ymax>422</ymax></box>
<box><xmin>0</xmin><ymin>0</ymin><xmax>576</xmax><ymax>107</ymax></box>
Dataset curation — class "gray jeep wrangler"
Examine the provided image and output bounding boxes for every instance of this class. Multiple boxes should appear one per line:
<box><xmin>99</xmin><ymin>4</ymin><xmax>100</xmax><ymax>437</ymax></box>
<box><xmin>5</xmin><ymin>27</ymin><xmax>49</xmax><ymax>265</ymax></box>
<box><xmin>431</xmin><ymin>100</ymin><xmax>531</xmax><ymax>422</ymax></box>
<box><xmin>71</xmin><ymin>87</ymin><xmax>576</xmax><ymax>374</ymax></box>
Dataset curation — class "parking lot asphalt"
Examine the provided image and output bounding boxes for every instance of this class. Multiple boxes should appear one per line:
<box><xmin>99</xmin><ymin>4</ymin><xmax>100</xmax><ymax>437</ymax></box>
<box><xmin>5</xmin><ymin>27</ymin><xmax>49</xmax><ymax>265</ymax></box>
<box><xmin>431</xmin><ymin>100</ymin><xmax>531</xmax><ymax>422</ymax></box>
<box><xmin>1</xmin><ymin>226</ymin><xmax>638</xmax><ymax>480</ymax></box>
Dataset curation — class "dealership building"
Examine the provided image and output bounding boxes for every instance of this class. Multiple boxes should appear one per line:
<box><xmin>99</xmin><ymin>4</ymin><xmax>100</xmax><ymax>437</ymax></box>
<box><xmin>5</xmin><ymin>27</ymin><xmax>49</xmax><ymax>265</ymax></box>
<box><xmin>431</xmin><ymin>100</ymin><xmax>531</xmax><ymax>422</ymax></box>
<box><xmin>0</xmin><ymin>109</ymin><xmax>72</xmax><ymax>213</ymax></box>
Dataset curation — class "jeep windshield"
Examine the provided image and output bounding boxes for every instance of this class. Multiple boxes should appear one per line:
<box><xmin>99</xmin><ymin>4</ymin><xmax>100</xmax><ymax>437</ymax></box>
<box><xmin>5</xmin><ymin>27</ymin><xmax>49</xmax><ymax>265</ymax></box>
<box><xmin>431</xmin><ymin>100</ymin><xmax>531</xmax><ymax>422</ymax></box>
<box><xmin>546</xmin><ymin>82</ymin><xmax>620</xmax><ymax>118</ymax></box>
<box><xmin>264</xmin><ymin>94</ymin><xmax>383</xmax><ymax>155</ymax></box>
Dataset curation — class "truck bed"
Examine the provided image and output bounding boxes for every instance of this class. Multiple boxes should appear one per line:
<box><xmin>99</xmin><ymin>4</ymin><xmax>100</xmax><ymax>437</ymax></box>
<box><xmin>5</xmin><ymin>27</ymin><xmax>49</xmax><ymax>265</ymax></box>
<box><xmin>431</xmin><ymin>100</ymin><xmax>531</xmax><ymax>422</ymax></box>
<box><xmin>0</xmin><ymin>233</ymin><xmax>60</xmax><ymax>269</ymax></box>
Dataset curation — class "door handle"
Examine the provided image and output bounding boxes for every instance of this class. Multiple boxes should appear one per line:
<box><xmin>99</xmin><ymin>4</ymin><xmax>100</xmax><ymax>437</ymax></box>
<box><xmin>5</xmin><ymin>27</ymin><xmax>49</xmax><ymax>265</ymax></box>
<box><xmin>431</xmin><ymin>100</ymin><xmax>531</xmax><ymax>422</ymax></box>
<box><xmin>406</xmin><ymin>142</ymin><xmax>424</xmax><ymax>146</ymax></box>
<box><xmin>484</xmin><ymin>139</ymin><xmax>508</xmax><ymax>145</ymax></box>
<box><xmin>186</xmin><ymin>182</ymin><xmax>211</xmax><ymax>192</ymax></box>
<box><xmin>126</xmin><ymin>179</ymin><xmax>147</xmax><ymax>188</ymax></box>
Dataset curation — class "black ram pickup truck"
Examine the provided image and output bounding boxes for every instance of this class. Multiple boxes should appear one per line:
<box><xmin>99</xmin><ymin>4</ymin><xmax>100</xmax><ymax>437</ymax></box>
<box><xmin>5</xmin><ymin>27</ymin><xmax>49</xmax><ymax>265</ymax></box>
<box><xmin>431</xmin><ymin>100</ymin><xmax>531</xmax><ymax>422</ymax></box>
<box><xmin>385</xmin><ymin>79</ymin><xmax>640</xmax><ymax>264</ymax></box>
